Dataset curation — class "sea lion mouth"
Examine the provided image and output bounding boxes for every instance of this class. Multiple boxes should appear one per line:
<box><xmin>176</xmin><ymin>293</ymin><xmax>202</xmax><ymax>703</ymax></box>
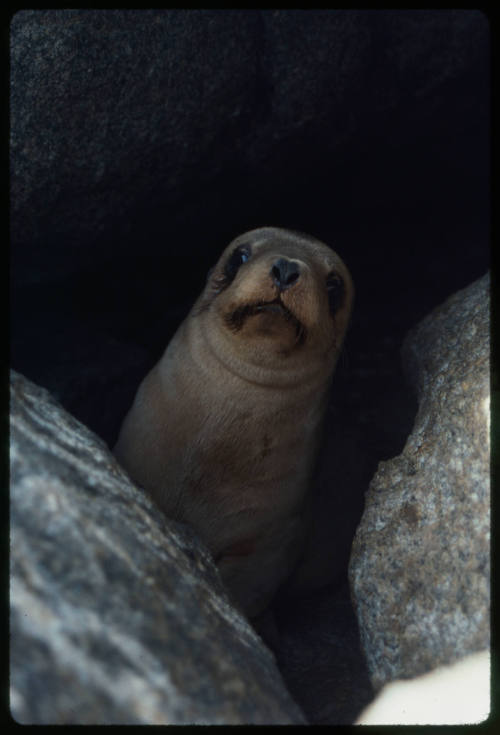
<box><xmin>225</xmin><ymin>298</ymin><xmax>306</xmax><ymax>345</ymax></box>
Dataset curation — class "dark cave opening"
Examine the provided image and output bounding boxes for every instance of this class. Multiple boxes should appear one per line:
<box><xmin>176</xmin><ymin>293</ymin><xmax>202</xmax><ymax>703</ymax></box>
<box><xmin>10</xmin><ymin>9</ymin><xmax>490</xmax><ymax>724</ymax></box>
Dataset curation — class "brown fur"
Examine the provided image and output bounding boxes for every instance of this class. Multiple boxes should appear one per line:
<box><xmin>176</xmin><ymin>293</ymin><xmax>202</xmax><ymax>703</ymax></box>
<box><xmin>114</xmin><ymin>227</ymin><xmax>353</xmax><ymax>617</ymax></box>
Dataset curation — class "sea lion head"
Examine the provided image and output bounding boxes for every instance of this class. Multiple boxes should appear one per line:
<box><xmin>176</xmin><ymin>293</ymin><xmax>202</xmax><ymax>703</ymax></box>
<box><xmin>194</xmin><ymin>227</ymin><xmax>354</xmax><ymax>381</ymax></box>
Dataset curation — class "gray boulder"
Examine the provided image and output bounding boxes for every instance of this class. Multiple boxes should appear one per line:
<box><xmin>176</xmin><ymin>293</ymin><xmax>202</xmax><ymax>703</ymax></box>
<box><xmin>10</xmin><ymin>9</ymin><xmax>488</xmax><ymax>286</ymax></box>
<box><xmin>9</xmin><ymin>370</ymin><xmax>305</xmax><ymax>725</ymax></box>
<box><xmin>349</xmin><ymin>273</ymin><xmax>490</xmax><ymax>690</ymax></box>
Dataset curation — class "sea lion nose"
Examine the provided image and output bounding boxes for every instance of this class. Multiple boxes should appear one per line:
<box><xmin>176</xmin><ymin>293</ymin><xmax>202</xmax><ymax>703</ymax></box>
<box><xmin>271</xmin><ymin>257</ymin><xmax>301</xmax><ymax>291</ymax></box>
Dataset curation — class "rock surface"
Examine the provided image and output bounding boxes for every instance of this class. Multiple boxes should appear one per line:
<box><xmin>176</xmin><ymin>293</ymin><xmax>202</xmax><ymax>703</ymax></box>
<box><xmin>9</xmin><ymin>11</ymin><xmax>490</xmax><ymax>725</ymax></box>
<box><xmin>10</xmin><ymin>9</ymin><xmax>488</xmax><ymax>287</ymax></box>
<box><xmin>349</xmin><ymin>273</ymin><xmax>490</xmax><ymax>690</ymax></box>
<box><xmin>9</xmin><ymin>370</ymin><xmax>306</xmax><ymax>725</ymax></box>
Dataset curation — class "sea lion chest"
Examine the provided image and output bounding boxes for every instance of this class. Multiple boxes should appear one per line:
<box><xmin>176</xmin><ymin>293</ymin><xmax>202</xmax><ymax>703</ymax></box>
<box><xmin>150</xmin><ymin>318</ymin><xmax>328</xmax><ymax>552</ymax></box>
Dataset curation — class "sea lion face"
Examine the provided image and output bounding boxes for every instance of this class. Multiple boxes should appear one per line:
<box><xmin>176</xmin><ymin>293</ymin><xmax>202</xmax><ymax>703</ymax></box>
<box><xmin>196</xmin><ymin>227</ymin><xmax>353</xmax><ymax>368</ymax></box>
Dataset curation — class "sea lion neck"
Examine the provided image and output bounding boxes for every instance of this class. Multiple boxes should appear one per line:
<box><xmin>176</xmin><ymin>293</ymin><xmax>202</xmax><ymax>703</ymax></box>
<box><xmin>190</xmin><ymin>309</ymin><xmax>332</xmax><ymax>390</ymax></box>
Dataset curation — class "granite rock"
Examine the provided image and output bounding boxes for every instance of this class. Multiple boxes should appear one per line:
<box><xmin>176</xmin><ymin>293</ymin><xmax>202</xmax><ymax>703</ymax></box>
<box><xmin>9</xmin><ymin>10</ymin><xmax>490</xmax><ymax>723</ymax></box>
<box><xmin>9</xmin><ymin>370</ymin><xmax>306</xmax><ymax>725</ymax></box>
<box><xmin>349</xmin><ymin>273</ymin><xmax>490</xmax><ymax>690</ymax></box>
<box><xmin>10</xmin><ymin>9</ymin><xmax>488</xmax><ymax>286</ymax></box>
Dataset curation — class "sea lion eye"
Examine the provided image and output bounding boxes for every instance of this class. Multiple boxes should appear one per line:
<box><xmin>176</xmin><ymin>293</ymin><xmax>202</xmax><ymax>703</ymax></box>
<box><xmin>326</xmin><ymin>271</ymin><xmax>345</xmax><ymax>314</ymax></box>
<box><xmin>224</xmin><ymin>244</ymin><xmax>251</xmax><ymax>282</ymax></box>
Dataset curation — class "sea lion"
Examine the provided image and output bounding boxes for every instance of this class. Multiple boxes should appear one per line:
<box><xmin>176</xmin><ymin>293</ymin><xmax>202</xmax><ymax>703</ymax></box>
<box><xmin>114</xmin><ymin>227</ymin><xmax>353</xmax><ymax>617</ymax></box>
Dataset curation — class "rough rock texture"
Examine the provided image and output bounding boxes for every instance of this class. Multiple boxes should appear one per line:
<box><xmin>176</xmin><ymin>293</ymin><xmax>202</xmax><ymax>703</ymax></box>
<box><xmin>349</xmin><ymin>273</ymin><xmax>490</xmax><ymax>691</ymax></box>
<box><xmin>10</xmin><ymin>9</ymin><xmax>488</xmax><ymax>287</ymax></box>
<box><xmin>9</xmin><ymin>371</ymin><xmax>306</xmax><ymax>725</ymax></box>
<box><xmin>9</xmin><ymin>10</ymin><xmax>490</xmax><ymax>725</ymax></box>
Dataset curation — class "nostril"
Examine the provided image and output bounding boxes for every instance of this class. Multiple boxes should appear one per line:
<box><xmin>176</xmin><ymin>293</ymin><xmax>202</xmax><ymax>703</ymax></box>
<box><xmin>271</xmin><ymin>258</ymin><xmax>301</xmax><ymax>291</ymax></box>
<box><xmin>271</xmin><ymin>264</ymin><xmax>282</xmax><ymax>283</ymax></box>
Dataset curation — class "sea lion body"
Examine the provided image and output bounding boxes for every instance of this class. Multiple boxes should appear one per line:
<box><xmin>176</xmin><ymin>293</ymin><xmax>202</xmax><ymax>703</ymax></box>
<box><xmin>114</xmin><ymin>227</ymin><xmax>353</xmax><ymax>617</ymax></box>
